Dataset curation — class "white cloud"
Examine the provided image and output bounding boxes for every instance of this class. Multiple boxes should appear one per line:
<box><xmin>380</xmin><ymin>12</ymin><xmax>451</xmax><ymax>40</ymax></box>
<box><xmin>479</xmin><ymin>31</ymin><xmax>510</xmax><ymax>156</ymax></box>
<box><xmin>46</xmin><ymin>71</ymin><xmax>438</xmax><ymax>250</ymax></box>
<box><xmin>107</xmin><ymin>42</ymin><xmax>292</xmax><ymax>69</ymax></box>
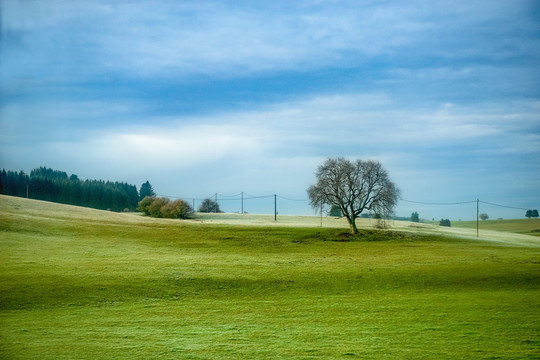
<box><xmin>245</xmin><ymin>93</ymin><xmax>530</xmax><ymax>150</ymax></box>
<box><xmin>45</xmin><ymin>122</ymin><xmax>267</xmax><ymax>173</ymax></box>
<box><xmin>6</xmin><ymin>92</ymin><xmax>535</xmax><ymax>171</ymax></box>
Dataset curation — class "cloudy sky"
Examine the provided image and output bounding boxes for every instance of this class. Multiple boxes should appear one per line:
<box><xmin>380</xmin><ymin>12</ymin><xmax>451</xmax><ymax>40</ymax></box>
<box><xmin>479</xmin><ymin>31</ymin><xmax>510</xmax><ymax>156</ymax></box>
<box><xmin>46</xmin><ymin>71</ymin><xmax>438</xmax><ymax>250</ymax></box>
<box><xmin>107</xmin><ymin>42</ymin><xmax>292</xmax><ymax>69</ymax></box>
<box><xmin>1</xmin><ymin>0</ymin><xmax>539</xmax><ymax>220</ymax></box>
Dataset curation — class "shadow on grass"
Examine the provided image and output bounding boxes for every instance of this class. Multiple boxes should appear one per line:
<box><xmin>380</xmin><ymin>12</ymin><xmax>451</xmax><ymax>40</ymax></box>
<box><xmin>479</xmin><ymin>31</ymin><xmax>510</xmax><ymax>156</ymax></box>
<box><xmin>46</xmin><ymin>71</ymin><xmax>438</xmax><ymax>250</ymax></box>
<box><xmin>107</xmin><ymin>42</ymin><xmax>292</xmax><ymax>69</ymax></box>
<box><xmin>293</xmin><ymin>229</ymin><xmax>414</xmax><ymax>243</ymax></box>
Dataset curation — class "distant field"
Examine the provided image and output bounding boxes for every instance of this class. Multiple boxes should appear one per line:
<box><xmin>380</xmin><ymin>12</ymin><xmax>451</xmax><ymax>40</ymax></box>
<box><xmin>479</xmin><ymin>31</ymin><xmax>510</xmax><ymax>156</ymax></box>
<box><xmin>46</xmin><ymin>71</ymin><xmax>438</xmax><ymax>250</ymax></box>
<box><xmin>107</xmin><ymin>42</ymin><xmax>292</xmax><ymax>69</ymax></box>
<box><xmin>192</xmin><ymin>211</ymin><xmax>540</xmax><ymax>247</ymax></box>
<box><xmin>1</xmin><ymin>195</ymin><xmax>539</xmax><ymax>359</ymax></box>
<box><xmin>452</xmin><ymin>218</ymin><xmax>540</xmax><ymax>236</ymax></box>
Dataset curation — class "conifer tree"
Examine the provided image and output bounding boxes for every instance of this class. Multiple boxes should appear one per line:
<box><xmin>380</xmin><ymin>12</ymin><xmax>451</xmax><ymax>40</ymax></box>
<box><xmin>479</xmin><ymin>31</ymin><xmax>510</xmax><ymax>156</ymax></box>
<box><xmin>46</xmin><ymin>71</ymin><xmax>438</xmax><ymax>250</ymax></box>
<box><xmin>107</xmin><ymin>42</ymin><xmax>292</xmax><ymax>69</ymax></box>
<box><xmin>139</xmin><ymin>181</ymin><xmax>156</xmax><ymax>201</ymax></box>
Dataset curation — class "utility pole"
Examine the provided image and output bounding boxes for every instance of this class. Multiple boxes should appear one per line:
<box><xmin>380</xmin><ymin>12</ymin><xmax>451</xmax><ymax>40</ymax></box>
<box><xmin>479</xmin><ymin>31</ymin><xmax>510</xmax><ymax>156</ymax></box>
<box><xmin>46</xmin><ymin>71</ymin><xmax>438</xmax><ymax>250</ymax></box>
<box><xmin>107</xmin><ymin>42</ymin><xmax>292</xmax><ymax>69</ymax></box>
<box><xmin>26</xmin><ymin>183</ymin><xmax>29</xmax><ymax>198</ymax></box>
<box><xmin>215</xmin><ymin>193</ymin><xmax>218</xmax><ymax>213</ymax></box>
<box><xmin>241</xmin><ymin>192</ymin><xmax>244</xmax><ymax>214</ymax></box>
<box><xmin>477</xmin><ymin>198</ymin><xmax>479</xmax><ymax>238</ymax></box>
<box><xmin>274</xmin><ymin>194</ymin><xmax>277</xmax><ymax>221</ymax></box>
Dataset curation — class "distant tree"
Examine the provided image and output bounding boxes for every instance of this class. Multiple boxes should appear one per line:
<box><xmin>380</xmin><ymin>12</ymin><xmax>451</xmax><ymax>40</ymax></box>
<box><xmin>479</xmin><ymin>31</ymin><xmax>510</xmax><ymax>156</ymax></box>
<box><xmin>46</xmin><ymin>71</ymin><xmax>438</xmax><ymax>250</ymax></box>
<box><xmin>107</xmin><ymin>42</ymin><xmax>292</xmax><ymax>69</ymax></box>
<box><xmin>307</xmin><ymin>158</ymin><xmax>400</xmax><ymax>234</ymax></box>
<box><xmin>148</xmin><ymin>197</ymin><xmax>169</xmax><ymax>218</ymax></box>
<box><xmin>2</xmin><ymin>170</ymin><xmax>30</xmax><ymax>198</ymax></box>
<box><xmin>439</xmin><ymin>219</ymin><xmax>451</xmax><ymax>227</ymax></box>
<box><xmin>329</xmin><ymin>204</ymin><xmax>342</xmax><ymax>217</ymax></box>
<box><xmin>374</xmin><ymin>213</ymin><xmax>387</xmax><ymax>229</ymax></box>
<box><xmin>161</xmin><ymin>199</ymin><xmax>194</xmax><ymax>219</ymax></box>
<box><xmin>411</xmin><ymin>211</ymin><xmax>419</xmax><ymax>223</ymax></box>
<box><xmin>30</xmin><ymin>167</ymin><xmax>68</xmax><ymax>180</ymax></box>
<box><xmin>139</xmin><ymin>181</ymin><xmax>155</xmax><ymax>201</ymax></box>
<box><xmin>126</xmin><ymin>184</ymin><xmax>140</xmax><ymax>210</ymax></box>
<box><xmin>526</xmin><ymin>209</ymin><xmax>539</xmax><ymax>218</ymax></box>
<box><xmin>138</xmin><ymin>196</ymin><xmax>193</xmax><ymax>219</ymax></box>
<box><xmin>479</xmin><ymin>213</ymin><xmax>489</xmax><ymax>221</ymax></box>
<box><xmin>198</xmin><ymin>198</ymin><xmax>221</xmax><ymax>213</ymax></box>
<box><xmin>0</xmin><ymin>169</ymin><xmax>5</xmax><ymax>194</ymax></box>
<box><xmin>0</xmin><ymin>167</ymin><xmax>139</xmax><ymax>211</ymax></box>
<box><xmin>137</xmin><ymin>196</ymin><xmax>156</xmax><ymax>215</ymax></box>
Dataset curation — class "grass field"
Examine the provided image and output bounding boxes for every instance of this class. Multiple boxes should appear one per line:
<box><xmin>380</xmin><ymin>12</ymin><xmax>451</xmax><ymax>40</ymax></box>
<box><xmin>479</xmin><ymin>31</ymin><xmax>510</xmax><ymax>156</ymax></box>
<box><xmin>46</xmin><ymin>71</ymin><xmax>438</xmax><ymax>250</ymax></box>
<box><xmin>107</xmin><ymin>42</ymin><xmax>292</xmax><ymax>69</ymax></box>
<box><xmin>452</xmin><ymin>218</ymin><xmax>540</xmax><ymax>236</ymax></box>
<box><xmin>1</xmin><ymin>195</ymin><xmax>539</xmax><ymax>359</ymax></box>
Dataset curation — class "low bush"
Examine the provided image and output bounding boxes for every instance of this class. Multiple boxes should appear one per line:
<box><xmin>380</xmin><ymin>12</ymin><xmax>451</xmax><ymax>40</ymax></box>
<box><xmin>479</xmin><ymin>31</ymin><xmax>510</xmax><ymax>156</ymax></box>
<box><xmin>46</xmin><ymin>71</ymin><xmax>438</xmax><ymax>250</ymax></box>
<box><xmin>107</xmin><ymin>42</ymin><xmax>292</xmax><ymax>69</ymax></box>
<box><xmin>439</xmin><ymin>218</ymin><xmax>451</xmax><ymax>227</ymax></box>
<box><xmin>136</xmin><ymin>196</ymin><xmax>155</xmax><ymax>215</ymax></box>
<box><xmin>161</xmin><ymin>198</ymin><xmax>194</xmax><ymax>219</ymax></box>
<box><xmin>137</xmin><ymin>196</ymin><xmax>193</xmax><ymax>219</ymax></box>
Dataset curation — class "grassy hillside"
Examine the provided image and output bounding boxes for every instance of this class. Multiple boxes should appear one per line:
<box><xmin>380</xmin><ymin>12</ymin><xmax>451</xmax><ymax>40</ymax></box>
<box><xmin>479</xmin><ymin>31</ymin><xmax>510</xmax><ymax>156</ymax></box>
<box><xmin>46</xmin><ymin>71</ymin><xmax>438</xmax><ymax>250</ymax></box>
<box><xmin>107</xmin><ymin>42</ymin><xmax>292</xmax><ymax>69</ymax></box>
<box><xmin>1</xmin><ymin>195</ymin><xmax>539</xmax><ymax>359</ymax></box>
<box><xmin>452</xmin><ymin>218</ymin><xmax>540</xmax><ymax>236</ymax></box>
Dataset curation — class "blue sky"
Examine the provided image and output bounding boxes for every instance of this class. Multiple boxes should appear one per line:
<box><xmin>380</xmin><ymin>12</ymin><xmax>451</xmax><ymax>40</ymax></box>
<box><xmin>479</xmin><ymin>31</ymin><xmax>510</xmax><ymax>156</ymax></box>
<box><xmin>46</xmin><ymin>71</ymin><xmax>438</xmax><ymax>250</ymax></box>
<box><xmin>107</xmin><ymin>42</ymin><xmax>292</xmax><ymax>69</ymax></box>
<box><xmin>1</xmin><ymin>0</ymin><xmax>539</xmax><ymax>220</ymax></box>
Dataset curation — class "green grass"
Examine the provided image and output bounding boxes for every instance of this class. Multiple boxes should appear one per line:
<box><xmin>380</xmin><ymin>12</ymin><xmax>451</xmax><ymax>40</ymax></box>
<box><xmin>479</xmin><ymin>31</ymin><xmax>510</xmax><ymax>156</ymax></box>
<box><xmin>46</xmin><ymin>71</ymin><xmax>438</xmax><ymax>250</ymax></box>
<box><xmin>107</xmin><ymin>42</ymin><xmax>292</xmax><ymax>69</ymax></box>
<box><xmin>1</xmin><ymin>195</ymin><xmax>539</xmax><ymax>359</ymax></box>
<box><xmin>453</xmin><ymin>218</ymin><xmax>540</xmax><ymax>236</ymax></box>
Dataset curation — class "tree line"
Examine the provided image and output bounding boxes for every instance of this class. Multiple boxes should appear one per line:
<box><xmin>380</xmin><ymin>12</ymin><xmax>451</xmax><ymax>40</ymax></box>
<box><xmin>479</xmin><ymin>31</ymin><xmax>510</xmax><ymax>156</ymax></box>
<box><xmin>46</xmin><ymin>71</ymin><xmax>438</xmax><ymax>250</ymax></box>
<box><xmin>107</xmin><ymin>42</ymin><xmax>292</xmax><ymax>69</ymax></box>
<box><xmin>0</xmin><ymin>167</ymin><xmax>140</xmax><ymax>212</ymax></box>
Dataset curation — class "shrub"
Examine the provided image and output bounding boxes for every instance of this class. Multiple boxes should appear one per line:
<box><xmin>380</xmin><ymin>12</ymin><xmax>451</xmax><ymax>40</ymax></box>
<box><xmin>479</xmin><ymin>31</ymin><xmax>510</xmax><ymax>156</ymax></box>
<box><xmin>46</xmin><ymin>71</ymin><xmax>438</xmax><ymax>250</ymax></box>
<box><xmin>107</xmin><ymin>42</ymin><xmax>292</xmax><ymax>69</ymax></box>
<box><xmin>161</xmin><ymin>199</ymin><xmax>194</xmax><ymax>219</ymax></box>
<box><xmin>439</xmin><ymin>219</ymin><xmax>451</xmax><ymax>227</ymax></box>
<box><xmin>137</xmin><ymin>196</ymin><xmax>193</xmax><ymax>219</ymax></box>
<box><xmin>148</xmin><ymin>197</ymin><xmax>169</xmax><ymax>218</ymax></box>
<box><xmin>137</xmin><ymin>196</ymin><xmax>156</xmax><ymax>215</ymax></box>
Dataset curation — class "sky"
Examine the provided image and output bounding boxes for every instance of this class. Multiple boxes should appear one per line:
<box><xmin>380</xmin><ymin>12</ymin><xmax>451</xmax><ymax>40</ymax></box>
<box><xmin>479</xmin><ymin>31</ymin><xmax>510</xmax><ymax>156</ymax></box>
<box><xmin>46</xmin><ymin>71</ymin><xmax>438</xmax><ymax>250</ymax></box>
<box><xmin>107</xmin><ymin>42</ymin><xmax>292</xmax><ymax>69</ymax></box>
<box><xmin>1</xmin><ymin>0</ymin><xmax>539</xmax><ymax>220</ymax></box>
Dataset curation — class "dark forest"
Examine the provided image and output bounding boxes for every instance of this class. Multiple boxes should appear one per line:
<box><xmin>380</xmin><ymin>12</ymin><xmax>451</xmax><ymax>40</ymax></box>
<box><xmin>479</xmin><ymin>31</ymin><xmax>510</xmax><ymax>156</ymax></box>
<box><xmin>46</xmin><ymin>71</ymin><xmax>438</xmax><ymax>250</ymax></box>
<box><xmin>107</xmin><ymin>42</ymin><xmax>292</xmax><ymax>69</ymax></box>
<box><xmin>0</xmin><ymin>167</ymin><xmax>139</xmax><ymax>212</ymax></box>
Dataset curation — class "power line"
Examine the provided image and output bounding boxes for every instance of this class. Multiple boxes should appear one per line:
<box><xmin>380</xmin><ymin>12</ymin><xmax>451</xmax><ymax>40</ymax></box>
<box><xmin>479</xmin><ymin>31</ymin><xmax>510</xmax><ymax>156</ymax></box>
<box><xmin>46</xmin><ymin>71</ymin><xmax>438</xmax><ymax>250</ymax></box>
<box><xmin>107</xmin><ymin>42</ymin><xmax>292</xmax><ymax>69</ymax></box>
<box><xmin>155</xmin><ymin>193</ymin><xmax>216</xmax><ymax>201</ymax></box>
<box><xmin>155</xmin><ymin>193</ymin><xmax>191</xmax><ymax>200</ymax></box>
<box><xmin>401</xmin><ymin>199</ymin><xmax>477</xmax><ymax>206</ymax></box>
<box><xmin>215</xmin><ymin>197</ymin><xmax>243</xmax><ymax>201</ymax></box>
<box><xmin>277</xmin><ymin>195</ymin><xmax>309</xmax><ymax>202</ymax></box>
<box><xmin>217</xmin><ymin>193</ymin><xmax>243</xmax><ymax>198</ymax></box>
<box><xmin>242</xmin><ymin>193</ymin><xmax>274</xmax><ymax>199</ymax></box>
<box><xmin>158</xmin><ymin>192</ymin><xmax>532</xmax><ymax>216</ymax></box>
<box><xmin>479</xmin><ymin>200</ymin><xmax>529</xmax><ymax>211</ymax></box>
<box><xmin>402</xmin><ymin>198</ymin><xmax>530</xmax><ymax>211</ymax></box>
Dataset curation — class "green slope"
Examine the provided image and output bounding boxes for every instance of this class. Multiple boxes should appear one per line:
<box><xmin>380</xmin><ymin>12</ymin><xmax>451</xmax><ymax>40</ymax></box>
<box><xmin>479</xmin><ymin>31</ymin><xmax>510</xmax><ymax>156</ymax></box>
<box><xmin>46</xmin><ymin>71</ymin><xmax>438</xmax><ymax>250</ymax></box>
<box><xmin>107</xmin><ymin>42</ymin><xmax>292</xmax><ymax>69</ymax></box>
<box><xmin>1</xmin><ymin>195</ymin><xmax>539</xmax><ymax>359</ymax></box>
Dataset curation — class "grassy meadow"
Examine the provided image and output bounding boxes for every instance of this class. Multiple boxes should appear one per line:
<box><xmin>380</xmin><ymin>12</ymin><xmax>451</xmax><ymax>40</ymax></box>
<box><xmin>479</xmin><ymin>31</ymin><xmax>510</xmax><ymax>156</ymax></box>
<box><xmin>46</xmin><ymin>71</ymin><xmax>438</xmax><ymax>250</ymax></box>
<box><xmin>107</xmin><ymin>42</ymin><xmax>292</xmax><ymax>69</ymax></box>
<box><xmin>453</xmin><ymin>218</ymin><xmax>540</xmax><ymax>236</ymax></box>
<box><xmin>1</xmin><ymin>195</ymin><xmax>539</xmax><ymax>359</ymax></box>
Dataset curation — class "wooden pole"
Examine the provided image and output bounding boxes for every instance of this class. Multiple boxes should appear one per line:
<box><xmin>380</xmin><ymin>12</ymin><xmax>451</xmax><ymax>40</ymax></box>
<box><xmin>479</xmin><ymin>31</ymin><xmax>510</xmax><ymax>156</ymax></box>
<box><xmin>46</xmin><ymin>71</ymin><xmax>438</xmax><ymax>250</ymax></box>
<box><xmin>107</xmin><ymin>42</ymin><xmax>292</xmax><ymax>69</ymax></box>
<box><xmin>274</xmin><ymin>194</ymin><xmax>277</xmax><ymax>221</ymax></box>
<box><xmin>477</xmin><ymin>198</ymin><xmax>479</xmax><ymax>238</ymax></box>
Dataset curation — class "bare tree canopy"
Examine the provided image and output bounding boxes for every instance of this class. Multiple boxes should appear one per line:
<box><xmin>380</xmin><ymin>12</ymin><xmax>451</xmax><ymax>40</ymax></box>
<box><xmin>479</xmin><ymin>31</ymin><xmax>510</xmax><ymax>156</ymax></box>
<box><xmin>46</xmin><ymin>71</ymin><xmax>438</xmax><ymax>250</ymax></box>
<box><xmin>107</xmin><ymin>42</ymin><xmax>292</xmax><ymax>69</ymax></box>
<box><xmin>307</xmin><ymin>157</ymin><xmax>400</xmax><ymax>234</ymax></box>
<box><xmin>198</xmin><ymin>198</ymin><xmax>221</xmax><ymax>213</ymax></box>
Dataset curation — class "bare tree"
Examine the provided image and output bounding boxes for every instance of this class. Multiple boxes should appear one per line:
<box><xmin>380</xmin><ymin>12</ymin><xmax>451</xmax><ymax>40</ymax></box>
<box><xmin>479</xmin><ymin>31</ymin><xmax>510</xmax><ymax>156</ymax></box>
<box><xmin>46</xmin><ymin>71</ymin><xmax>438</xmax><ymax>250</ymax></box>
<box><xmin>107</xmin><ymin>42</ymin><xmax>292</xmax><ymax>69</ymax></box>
<box><xmin>198</xmin><ymin>198</ymin><xmax>221</xmax><ymax>213</ymax></box>
<box><xmin>307</xmin><ymin>158</ymin><xmax>400</xmax><ymax>234</ymax></box>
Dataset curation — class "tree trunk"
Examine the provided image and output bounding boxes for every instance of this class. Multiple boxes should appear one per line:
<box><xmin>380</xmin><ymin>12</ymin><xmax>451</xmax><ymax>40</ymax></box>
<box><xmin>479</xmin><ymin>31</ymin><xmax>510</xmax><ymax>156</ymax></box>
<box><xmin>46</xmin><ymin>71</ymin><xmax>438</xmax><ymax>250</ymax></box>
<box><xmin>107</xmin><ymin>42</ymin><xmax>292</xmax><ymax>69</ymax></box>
<box><xmin>346</xmin><ymin>216</ymin><xmax>359</xmax><ymax>234</ymax></box>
